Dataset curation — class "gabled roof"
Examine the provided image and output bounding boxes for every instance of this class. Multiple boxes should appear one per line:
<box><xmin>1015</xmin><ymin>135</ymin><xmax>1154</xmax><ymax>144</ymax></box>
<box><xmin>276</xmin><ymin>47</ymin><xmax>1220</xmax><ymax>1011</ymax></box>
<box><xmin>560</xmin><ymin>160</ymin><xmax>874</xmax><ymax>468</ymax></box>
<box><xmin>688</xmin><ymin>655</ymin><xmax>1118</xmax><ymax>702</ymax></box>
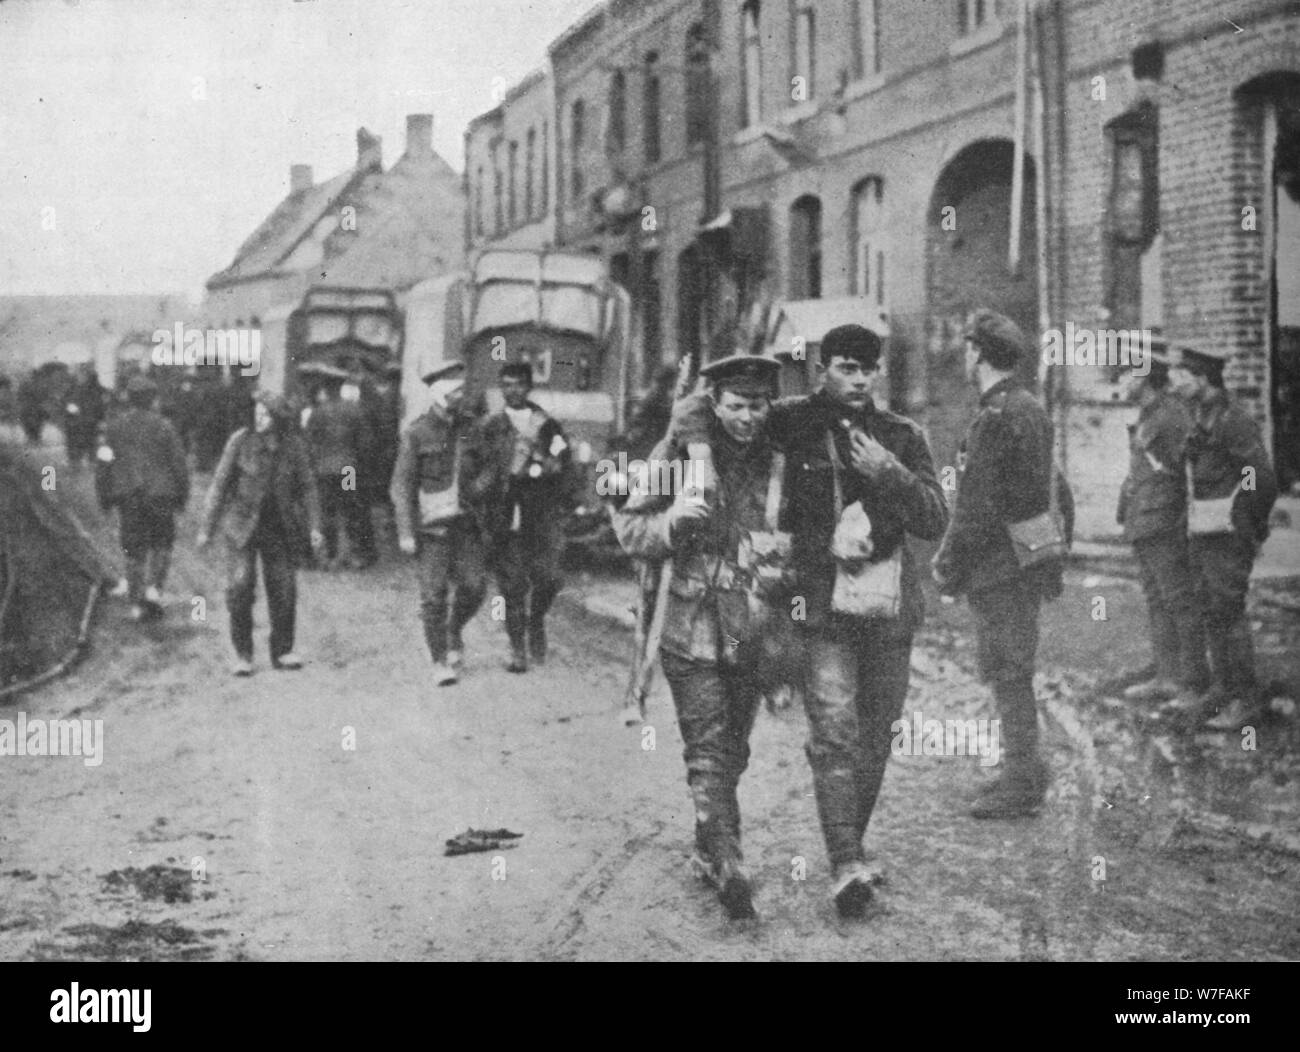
<box><xmin>324</xmin><ymin>149</ymin><xmax>464</xmax><ymax>292</ymax></box>
<box><xmin>206</xmin><ymin>140</ymin><xmax>465</xmax><ymax>295</ymax></box>
<box><xmin>206</xmin><ymin>167</ymin><xmax>359</xmax><ymax>289</ymax></box>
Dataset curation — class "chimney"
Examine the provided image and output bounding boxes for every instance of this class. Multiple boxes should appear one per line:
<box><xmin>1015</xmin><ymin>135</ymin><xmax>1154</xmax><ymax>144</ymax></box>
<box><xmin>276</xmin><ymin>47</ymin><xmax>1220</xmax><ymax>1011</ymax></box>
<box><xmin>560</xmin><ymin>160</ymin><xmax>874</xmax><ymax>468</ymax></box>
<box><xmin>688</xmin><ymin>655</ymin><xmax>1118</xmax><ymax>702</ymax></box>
<box><xmin>290</xmin><ymin>164</ymin><xmax>313</xmax><ymax>193</ymax></box>
<box><xmin>406</xmin><ymin>113</ymin><xmax>433</xmax><ymax>156</ymax></box>
<box><xmin>356</xmin><ymin>127</ymin><xmax>383</xmax><ymax>171</ymax></box>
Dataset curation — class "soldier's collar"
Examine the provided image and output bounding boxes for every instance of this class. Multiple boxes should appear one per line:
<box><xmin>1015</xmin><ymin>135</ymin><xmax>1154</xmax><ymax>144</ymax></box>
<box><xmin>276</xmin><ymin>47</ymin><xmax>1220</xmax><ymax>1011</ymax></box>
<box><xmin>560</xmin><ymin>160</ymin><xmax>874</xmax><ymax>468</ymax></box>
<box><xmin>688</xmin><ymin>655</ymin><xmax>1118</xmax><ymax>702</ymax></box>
<box><xmin>810</xmin><ymin>388</ymin><xmax>879</xmax><ymax>422</ymax></box>
<box><xmin>979</xmin><ymin>376</ymin><xmax>1020</xmax><ymax>407</ymax></box>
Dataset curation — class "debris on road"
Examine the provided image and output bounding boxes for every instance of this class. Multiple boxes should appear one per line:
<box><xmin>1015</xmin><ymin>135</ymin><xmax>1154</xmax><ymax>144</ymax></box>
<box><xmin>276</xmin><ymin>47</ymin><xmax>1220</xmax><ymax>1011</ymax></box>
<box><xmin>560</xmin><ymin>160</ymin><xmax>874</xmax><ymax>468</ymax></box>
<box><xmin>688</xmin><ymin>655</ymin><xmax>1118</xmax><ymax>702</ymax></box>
<box><xmin>444</xmin><ymin>828</ymin><xmax>524</xmax><ymax>856</ymax></box>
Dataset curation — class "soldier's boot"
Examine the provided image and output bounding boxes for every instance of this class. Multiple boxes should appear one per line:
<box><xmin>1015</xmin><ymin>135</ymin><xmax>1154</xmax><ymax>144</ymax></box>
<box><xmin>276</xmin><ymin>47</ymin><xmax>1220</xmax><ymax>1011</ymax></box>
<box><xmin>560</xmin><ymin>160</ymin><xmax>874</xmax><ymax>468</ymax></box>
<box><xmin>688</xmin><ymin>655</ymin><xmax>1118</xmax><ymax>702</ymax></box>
<box><xmin>504</xmin><ymin>598</ymin><xmax>528</xmax><ymax>673</ymax></box>
<box><xmin>687</xmin><ymin>779</ymin><xmax>755</xmax><ymax>919</ymax></box>
<box><xmin>527</xmin><ymin>607</ymin><xmax>547</xmax><ymax>665</ymax></box>
<box><xmin>831</xmin><ymin>860</ymin><xmax>875</xmax><ymax>920</ymax></box>
<box><xmin>1126</xmin><ymin>600</ymin><xmax>1182</xmax><ymax>701</ymax></box>
<box><xmin>1202</xmin><ymin>622</ymin><xmax>1264</xmax><ymax>731</ymax></box>
<box><xmin>972</xmin><ymin>676</ymin><xmax>1047</xmax><ymax>820</ymax></box>
<box><xmin>147</xmin><ymin>544</ymin><xmax>172</xmax><ymax>604</ymax></box>
<box><xmin>447</xmin><ymin>584</ymin><xmax>485</xmax><ymax>672</ymax></box>
<box><xmin>1176</xmin><ymin>610</ymin><xmax>1212</xmax><ymax>699</ymax></box>
<box><xmin>528</xmin><ymin>581</ymin><xmax>559</xmax><ymax>664</ymax></box>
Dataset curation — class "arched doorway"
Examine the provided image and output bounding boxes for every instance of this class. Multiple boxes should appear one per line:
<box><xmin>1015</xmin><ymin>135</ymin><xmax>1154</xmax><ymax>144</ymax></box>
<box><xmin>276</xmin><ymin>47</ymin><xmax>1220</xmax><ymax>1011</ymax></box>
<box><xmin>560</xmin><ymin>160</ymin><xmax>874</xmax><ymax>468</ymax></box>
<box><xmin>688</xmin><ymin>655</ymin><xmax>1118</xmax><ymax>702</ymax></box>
<box><xmin>1239</xmin><ymin>72</ymin><xmax>1300</xmax><ymax>491</ymax></box>
<box><xmin>925</xmin><ymin>139</ymin><xmax>1039</xmax><ymax>465</ymax></box>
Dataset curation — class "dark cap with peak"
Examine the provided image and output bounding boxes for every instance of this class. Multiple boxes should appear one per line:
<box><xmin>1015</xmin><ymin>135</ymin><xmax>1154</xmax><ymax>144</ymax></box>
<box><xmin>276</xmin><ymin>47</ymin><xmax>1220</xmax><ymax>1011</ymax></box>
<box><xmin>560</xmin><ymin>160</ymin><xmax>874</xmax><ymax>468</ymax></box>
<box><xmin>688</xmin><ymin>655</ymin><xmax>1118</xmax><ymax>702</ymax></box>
<box><xmin>421</xmin><ymin>360</ymin><xmax>466</xmax><ymax>385</ymax></box>
<box><xmin>298</xmin><ymin>361</ymin><xmax>349</xmax><ymax>381</ymax></box>
<box><xmin>1175</xmin><ymin>344</ymin><xmax>1228</xmax><ymax>378</ymax></box>
<box><xmin>964</xmin><ymin>309</ymin><xmax>1027</xmax><ymax>369</ymax></box>
<box><xmin>699</xmin><ymin>353</ymin><xmax>780</xmax><ymax>397</ymax></box>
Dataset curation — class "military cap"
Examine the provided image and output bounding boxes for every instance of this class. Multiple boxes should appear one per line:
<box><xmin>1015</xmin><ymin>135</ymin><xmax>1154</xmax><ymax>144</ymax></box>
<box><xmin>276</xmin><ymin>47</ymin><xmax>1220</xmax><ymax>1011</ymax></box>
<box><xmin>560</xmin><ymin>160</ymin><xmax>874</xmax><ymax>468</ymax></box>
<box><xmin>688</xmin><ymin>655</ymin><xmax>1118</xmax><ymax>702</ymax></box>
<box><xmin>964</xmin><ymin>309</ymin><xmax>1028</xmax><ymax>369</ymax></box>
<box><xmin>421</xmin><ymin>360</ymin><xmax>466</xmax><ymax>385</ymax></box>
<box><xmin>1174</xmin><ymin>344</ymin><xmax>1228</xmax><ymax>378</ymax></box>
<box><xmin>297</xmin><ymin>361</ymin><xmax>349</xmax><ymax>381</ymax></box>
<box><xmin>821</xmin><ymin>324</ymin><xmax>883</xmax><ymax>369</ymax></box>
<box><xmin>699</xmin><ymin>353</ymin><xmax>780</xmax><ymax>396</ymax></box>
<box><xmin>1144</xmin><ymin>335</ymin><xmax>1173</xmax><ymax>370</ymax></box>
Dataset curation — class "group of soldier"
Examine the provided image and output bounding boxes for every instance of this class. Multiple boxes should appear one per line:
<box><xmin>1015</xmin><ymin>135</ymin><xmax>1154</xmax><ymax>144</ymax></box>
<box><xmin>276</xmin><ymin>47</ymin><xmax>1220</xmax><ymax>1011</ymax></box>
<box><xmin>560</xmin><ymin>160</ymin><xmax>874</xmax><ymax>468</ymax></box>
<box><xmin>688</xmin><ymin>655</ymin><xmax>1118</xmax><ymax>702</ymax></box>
<box><xmin>87</xmin><ymin>355</ymin><xmax>574</xmax><ymax>681</ymax></box>
<box><xmin>64</xmin><ymin>309</ymin><xmax>1282</xmax><ymax>925</ymax></box>
<box><xmin>1117</xmin><ymin>336</ymin><xmax>1278</xmax><ymax>733</ymax></box>
<box><xmin>607</xmin><ymin>310</ymin><xmax>1277</xmax><ymax>923</ymax></box>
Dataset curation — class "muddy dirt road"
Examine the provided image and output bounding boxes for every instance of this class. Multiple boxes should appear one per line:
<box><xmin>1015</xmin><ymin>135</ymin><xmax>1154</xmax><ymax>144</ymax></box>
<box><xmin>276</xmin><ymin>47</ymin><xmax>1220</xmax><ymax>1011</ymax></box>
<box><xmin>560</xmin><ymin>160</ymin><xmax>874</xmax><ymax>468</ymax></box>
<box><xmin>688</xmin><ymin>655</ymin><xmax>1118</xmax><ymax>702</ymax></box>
<box><xmin>1</xmin><ymin>465</ymin><xmax>1297</xmax><ymax>962</ymax></box>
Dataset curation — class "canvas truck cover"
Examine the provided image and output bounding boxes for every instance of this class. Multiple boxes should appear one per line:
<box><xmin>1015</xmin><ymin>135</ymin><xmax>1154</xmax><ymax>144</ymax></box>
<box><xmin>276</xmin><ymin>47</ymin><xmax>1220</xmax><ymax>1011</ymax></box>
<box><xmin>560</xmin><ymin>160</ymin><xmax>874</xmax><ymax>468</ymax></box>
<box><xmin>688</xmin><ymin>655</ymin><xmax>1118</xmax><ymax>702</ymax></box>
<box><xmin>469</xmin><ymin>250</ymin><xmax>613</xmax><ymax>341</ymax></box>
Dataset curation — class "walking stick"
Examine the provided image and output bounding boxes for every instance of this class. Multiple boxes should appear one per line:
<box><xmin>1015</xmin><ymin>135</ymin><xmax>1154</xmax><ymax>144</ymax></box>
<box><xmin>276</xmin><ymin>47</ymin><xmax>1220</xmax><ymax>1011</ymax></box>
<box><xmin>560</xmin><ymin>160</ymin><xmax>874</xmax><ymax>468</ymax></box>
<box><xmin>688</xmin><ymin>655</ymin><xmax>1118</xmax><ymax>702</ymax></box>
<box><xmin>619</xmin><ymin>353</ymin><xmax>697</xmax><ymax>725</ymax></box>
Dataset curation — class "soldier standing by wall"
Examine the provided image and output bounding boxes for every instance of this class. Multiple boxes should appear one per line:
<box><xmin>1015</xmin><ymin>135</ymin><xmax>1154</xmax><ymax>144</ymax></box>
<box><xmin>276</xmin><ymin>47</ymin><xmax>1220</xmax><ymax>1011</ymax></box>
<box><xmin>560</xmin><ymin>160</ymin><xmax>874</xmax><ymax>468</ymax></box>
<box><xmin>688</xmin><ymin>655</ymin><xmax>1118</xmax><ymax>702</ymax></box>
<box><xmin>932</xmin><ymin>310</ymin><xmax>1073</xmax><ymax>820</ymax></box>
<box><xmin>94</xmin><ymin>375</ymin><xmax>190</xmax><ymax>621</ymax></box>
<box><xmin>1117</xmin><ymin>341</ymin><xmax>1210</xmax><ymax>705</ymax></box>
<box><xmin>473</xmin><ymin>361</ymin><xmax>574</xmax><ymax>673</ymax></box>
<box><xmin>390</xmin><ymin>362</ymin><xmax>487</xmax><ymax>687</ymax></box>
<box><xmin>1166</xmin><ymin>345</ymin><xmax>1278</xmax><ymax>731</ymax></box>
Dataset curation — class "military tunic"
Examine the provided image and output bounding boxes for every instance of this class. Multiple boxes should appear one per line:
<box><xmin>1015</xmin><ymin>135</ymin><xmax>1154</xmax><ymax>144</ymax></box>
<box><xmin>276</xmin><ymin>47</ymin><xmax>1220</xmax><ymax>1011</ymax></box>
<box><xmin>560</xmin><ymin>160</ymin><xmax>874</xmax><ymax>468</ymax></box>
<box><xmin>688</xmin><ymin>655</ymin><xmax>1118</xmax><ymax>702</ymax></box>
<box><xmin>933</xmin><ymin>378</ymin><xmax>1070</xmax><ymax>785</ymax></box>
<box><xmin>1118</xmin><ymin>390</ymin><xmax>1208</xmax><ymax>690</ymax></box>
<box><xmin>1185</xmin><ymin>387</ymin><xmax>1278</xmax><ymax>700</ymax></box>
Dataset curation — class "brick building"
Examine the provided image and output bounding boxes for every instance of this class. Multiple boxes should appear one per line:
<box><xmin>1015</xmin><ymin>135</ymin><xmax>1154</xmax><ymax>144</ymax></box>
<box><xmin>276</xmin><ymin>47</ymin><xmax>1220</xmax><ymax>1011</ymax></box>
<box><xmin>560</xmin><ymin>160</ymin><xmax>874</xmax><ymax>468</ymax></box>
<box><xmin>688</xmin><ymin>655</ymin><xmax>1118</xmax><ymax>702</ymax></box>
<box><xmin>468</xmin><ymin>0</ymin><xmax>1300</xmax><ymax>538</ymax></box>
<box><xmin>464</xmin><ymin>69</ymin><xmax>557</xmax><ymax>253</ymax></box>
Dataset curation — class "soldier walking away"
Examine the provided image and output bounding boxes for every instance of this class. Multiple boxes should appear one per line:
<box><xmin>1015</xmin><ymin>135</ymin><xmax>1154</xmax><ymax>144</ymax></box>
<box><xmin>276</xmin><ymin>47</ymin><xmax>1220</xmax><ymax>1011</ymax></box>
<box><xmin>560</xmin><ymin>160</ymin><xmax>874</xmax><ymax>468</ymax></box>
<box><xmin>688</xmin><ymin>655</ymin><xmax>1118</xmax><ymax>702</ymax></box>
<box><xmin>302</xmin><ymin>362</ymin><xmax>373</xmax><ymax>570</ymax></box>
<box><xmin>63</xmin><ymin>362</ymin><xmax>107</xmax><ymax>468</ymax></box>
<box><xmin>390</xmin><ymin>362</ymin><xmax>488</xmax><ymax>687</ymax></box>
<box><xmin>198</xmin><ymin>391</ymin><xmax>323</xmax><ymax>676</ymax></box>
<box><xmin>613</xmin><ymin>355</ymin><xmax>788</xmax><ymax>920</ymax></box>
<box><xmin>17</xmin><ymin>368</ymin><xmax>51</xmax><ymax>445</ymax></box>
<box><xmin>1166</xmin><ymin>345</ymin><xmax>1278</xmax><ymax>732</ymax></box>
<box><xmin>474</xmin><ymin>361</ymin><xmax>575</xmax><ymax>673</ymax></box>
<box><xmin>94</xmin><ymin>375</ymin><xmax>190</xmax><ymax>621</ymax></box>
<box><xmin>1116</xmin><ymin>340</ymin><xmax>1210</xmax><ymax>706</ymax></box>
<box><xmin>932</xmin><ymin>310</ymin><xmax>1074</xmax><ymax>821</ymax></box>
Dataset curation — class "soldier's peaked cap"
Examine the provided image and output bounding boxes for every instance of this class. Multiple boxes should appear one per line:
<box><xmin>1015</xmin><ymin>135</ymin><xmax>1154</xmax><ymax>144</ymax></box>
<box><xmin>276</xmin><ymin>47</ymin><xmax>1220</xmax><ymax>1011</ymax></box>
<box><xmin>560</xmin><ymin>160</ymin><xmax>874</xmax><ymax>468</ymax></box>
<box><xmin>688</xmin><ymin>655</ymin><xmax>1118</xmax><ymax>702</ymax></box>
<box><xmin>421</xmin><ymin>361</ymin><xmax>466</xmax><ymax>385</ymax></box>
<box><xmin>297</xmin><ymin>361</ymin><xmax>349</xmax><ymax>381</ymax></box>
<box><xmin>1175</xmin><ymin>344</ymin><xmax>1228</xmax><ymax>376</ymax></box>
<box><xmin>964</xmin><ymin>309</ymin><xmax>1028</xmax><ymax>364</ymax></box>
<box><xmin>699</xmin><ymin>353</ymin><xmax>780</xmax><ymax>394</ymax></box>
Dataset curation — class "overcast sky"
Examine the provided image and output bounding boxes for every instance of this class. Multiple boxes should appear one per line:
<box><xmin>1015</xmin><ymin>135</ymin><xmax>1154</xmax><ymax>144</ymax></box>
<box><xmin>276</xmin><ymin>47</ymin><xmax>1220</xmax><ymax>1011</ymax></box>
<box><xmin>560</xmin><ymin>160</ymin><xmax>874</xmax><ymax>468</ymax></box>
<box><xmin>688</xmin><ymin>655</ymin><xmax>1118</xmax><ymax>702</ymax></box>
<box><xmin>0</xmin><ymin>0</ymin><xmax>602</xmax><ymax>299</ymax></box>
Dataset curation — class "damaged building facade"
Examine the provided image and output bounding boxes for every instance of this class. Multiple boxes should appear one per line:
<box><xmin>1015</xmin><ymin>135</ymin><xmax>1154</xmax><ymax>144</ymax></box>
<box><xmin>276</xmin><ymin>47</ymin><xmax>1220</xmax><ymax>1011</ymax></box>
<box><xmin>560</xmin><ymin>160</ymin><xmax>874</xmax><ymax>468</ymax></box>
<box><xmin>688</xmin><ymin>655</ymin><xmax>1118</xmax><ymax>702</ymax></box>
<box><xmin>466</xmin><ymin>0</ymin><xmax>1300</xmax><ymax>539</ymax></box>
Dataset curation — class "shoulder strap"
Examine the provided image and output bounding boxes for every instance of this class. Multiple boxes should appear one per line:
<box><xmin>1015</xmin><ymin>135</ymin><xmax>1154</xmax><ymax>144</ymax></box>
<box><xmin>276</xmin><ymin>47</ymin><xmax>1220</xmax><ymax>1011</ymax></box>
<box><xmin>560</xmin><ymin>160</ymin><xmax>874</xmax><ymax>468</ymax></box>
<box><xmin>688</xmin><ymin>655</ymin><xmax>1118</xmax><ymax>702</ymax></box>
<box><xmin>825</xmin><ymin>431</ymin><xmax>844</xmax><ymax>517</ymax></box>
<box><xmin>763</xmin><ymin>452</ymin><xmax>786</xmax><ymax>530</ymax></box>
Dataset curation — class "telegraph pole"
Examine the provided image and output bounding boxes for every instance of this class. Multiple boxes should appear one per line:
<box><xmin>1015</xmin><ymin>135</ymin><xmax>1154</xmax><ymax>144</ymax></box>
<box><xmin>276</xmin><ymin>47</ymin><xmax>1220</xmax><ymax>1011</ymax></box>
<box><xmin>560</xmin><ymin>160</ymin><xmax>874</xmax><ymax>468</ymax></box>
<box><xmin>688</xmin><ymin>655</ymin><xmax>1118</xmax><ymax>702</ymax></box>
<box><xmin>698</xmin><ymin>0</ymin><xmax>722</xmax><ymax>376</ymax></box>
